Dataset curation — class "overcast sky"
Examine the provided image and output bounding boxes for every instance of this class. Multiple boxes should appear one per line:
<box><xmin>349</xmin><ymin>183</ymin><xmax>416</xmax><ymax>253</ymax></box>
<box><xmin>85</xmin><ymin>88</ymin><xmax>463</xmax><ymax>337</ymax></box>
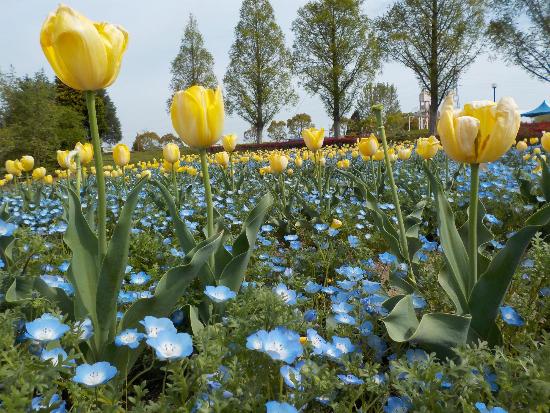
<box><xmin>1</xmin><ymin>0</ymin><xmax>548</xmax><ymax>145</ymax></box>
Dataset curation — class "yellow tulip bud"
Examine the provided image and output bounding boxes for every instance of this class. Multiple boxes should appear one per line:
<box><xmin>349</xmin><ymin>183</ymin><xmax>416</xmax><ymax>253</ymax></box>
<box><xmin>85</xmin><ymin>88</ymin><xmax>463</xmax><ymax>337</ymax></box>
<box><xmin>294</xmin><ymin>156</ymin><xmax>303</xmax><ymax>168</ymax></box>
<box><xmin>437</xmin><ymin>94</ymin><xmax>520</xmax><ymax>163</ymax></box>
<box><xmin>32</xmin><ymin>167</ymin><xmax>47</xmax><ymax>180</ymax></box>
<box><xmin>214</xmin><ymin>151</ymin><xmax>230</xmax><ymax>168</ymax></box>
<box><xmin>416</xmin><ymin>136</ymin><xmax>440</xmax><ymax>160</ymax></box>
<box><xmin>530</xmin><ymin>137</ymin><xmax>539</xmax><ymax>145</ymax></box>
<box><xmin>541</xmin><ymin>131</ymin><xmax>550</xmax><ymax>152</ymax></box>
<box><xmin>358</xmin><ymin>134</ymin><xmax>379</xmax><ymax>157</ymax></box>
<box><xmin>40</xmin><ymin>5</ymin><xmax>128</xmax><ymax>91</ymax></box>
<box><xmin>319</xmin><ymin>157</ymin><xmax>326</xmax><ymax>166</ymax></box>
<box><xmin>140</xmin><ymin>170</ymin><xmax>152</xmax><ymax>179</ymax></box>
<box><xmin>171</xmin><ymin>85</ymin><xmax>224</xmax><ymax>149</ymax></box>
<box><xmin>5</xmin><ymin>160</ymin><xmax>21</xmax><ymax>176</ymax></box>
<box><xmin>57</xmin><ymin>150</ymin><xmax>71</xmax><ymax>169</ymax></box>
<box><xmin>373</xmin><ymin>150</ymin><xmax>385</xmax><ymax>161</ymax></box>
<box><xmin>398</xmin><ymin>147</ymin><xmax>412</xmax><ymax>160</ymax></box>
<box><xmin>516</xmin><ymin>141</ymin><xmax>528</xmax><ymax>152</ymax></box>
<box><xmin>20</xmin><ymin>156</ymin><xmax>35</xmax><ymax>172</ymax></box>
<box><xmin>351</xmin><ymin>150</ymin><xmax>359</xmax><ymax>158</ymax></box>
<box><xmin>222</xmin><ymin>134</ymin><xmax>237</xmax><ymax>153</ymax></box>
<box><xmin>44</xmin><ymin>174</ymin><xmax>54</xmax><ymax>185</ymax></box>
<box><xmin>113</xmin><ymin>143</ymin><xmax>130</xmax><ymax>167</ymax></box>
<box><xmin>75</xmin><ymin>142</ymin><xmax>94</xmax><ymax>164</ymax></box>
<box><xmin>534</xmin><ymin>147</ymin><xmax>541</xmax><ymax>155</ymax></box>
<box><xmin>269</xmin><ymin>154</ymin><xmax>288</xmax><ymax>174</ymax></box>
<box><xmin>163</xmin><ymin>143</ymin><xmax>181</xmax><ymax>164</ymax></box>
<box><xmin>302</xmin><ymin>128</ymin><xmax>324</xmax><ymax>151</ymax></box>
<box><xmin>5</xmin><ymin>174</ymin><xmax>13</xmax><ymax>182</ymax></box>
<box><xmin>0</xmin><ymin>179</ymin><xmax>5</xmax><ymax>187</ymax></box>
<box><xmin>330</xmin><ymin>218</ymin><xmax>342</xmax><ymax>229</ymax></box>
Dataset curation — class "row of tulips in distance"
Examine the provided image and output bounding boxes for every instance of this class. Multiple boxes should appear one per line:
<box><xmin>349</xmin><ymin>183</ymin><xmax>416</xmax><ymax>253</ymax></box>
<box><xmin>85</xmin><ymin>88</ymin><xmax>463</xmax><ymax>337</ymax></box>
<box><xmin>2</xmin><ymin>128</ymin><xmax>550</xmax><ymax>187</ymax></box>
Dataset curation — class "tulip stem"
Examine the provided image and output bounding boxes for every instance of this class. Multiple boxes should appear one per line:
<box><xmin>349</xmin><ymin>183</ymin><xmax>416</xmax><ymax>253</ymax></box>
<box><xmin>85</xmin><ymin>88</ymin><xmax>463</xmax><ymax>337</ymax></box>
<box><xmin>199</xmin><ymin>150</ymin><xmax>214</xmax><ymax>239</ymax></box>
<box><xmin>229</xmin><ymin>153</ymin><xmax>235</xmax><ymax>192</ymax></box>
<box><xmin>85</xmin><ymin>91</ymin><xmax>107</xmax><ymax>261</ymax></box>
<box><xmin>75</xmin><ymin>153</ymin><xmax>81</xmax><ymax>196</ymax></box>
<box><xmin>469</xmin><ymin>163</ymin><xmax>480</xmax><ymax>287</ymax></box>
<box><xmin>373</xmin><ymin>105</ymin><xmax>413</xmax><ymax>282</ymax></box>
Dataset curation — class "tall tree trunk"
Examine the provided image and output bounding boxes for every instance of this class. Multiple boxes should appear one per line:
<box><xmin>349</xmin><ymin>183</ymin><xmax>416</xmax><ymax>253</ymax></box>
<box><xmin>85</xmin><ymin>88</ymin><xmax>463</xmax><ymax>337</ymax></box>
<box><xmin>255</xmin><ymin>124</ymin><xmax>263</xmax><ymax>144</ymax></box>
<box><xmin>333</xmin><ymin>120</ymin><xmax>341</xmax><ymax>138</ymax></box>
<box><xmin>429</xmin><ymin>91</ymin><xmax>438</xmax><ymax>134</ymax></box>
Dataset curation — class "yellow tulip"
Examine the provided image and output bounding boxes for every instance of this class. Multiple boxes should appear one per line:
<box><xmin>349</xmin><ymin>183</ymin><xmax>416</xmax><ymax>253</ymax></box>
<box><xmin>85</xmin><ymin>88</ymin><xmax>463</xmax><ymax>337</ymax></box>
<box><xmin>398</xmin><ymin>147</ymin><xmax>412</xmax><ymax>160</ymax></box>
<box><xmin>319</xmin><ymin>157</ymin><xmax>326</xmax><ymax>167</ymax></box>
<box><xmin>269</xmin><ymin>154</ymin><xmax>288</xmax><ymax>174</ymax></box>
<box><xmin>541</xmin><ymin>131</ymin><xmax>550</xmax><ymax>152</ymax></box>
<box><xmin>0</xmin><ymin>179</ymin><xmax>5</xmax><ymax>187</ymax></box>
<box><xmin>44</xmin><ymin>175</ymin><xmax>54</xmax><ymax>184</ymax></box>
<box><xmin>32</xmin><ymin>167</ymin><xmax>47</xmax><ymax>180</ymax></box>
<box><xmin>330</xmin><ymin>218</ymin><xmax>342</xmax><ymax>229</ymax></box>
<box><xmin>214</xmin><ymin>151</ymin><xmax>230</xmax><ymax>168</ymax></box>
<box><xmin>516</xmin><ymin>141</ymin><xmax>528</xmax><ymax>152</ymax></box>
<box><xmin>302</xmin><ymin>128</ymin><xmax>324</xmax><ymax>151</ymax></box>
<box><xmin>40</xmin><ymin>5</ymin><xmax>128</xmax><ymax>91</ymax></box>
<box><xmin>534</xmin><ymin>147</ymin><xmax>541</xmax><ymax>155</ymax></box>
<box><xmin>222</xmin><ymin>134</ymin><xmax>237</xmax><ymax>153</ymax></box>
<box><xmin>140</xmin><ymin>170</ymin><xmax>152</xmax><ymax>179</ymax></box>
<box><xmin>437</xmin><ymin>94</ymin><xmax>520</xmax><ymax>163</ymax></box>
<box><xmin>530</xmin><ymin>137</ymin><xmax>539</xmax><ymax>145</ymax></box>
<box><xmin>113</xmin><ymin>143</ymin><xmax>130</xmax><ymax>167</ymax></box>
<box><xmin>358</xmin><ymin>134</ymin><xmax>379</xmax><ymax>157</ymax></box>
<box><xmin>20</xmin><ymin>156</ymin><xmax>35</xmax><ymax>172</ymax></box>
<box><xmin>75</xmin><ymin>142</ymin><xmax>94</xmax><ymax>164</ymax></box>
<box><xmin>294</xmin><ymin>156</ymin><xmax>303</xmax><ymax>167</ymax></box>
<box><xmin>5</xmin><ymin>174</ymin><xmax>13</xmax><ymax>182</ymax></box>
<box><xmin>57</xmin><ymin>150</ymin><xmax>71</xmax><ymax>169</ymax></box>
<box><xmin>373</xmin><ymin>149</ymin><xmax>385</xmax><ymax>161</ymax></box>
<box><xmin>162</xmin><ymin>160</ymin><xmax>178</xmax><ymax>172</ymax></box>
<box><xmin>416</xmin><ymin>136</ymin><xmax>440</xmax><ymax>160</ymax></box>
<box><xmin>163</xmin><ymin>143</ymin><xmax>181</xmax><ymax>164</ymax></box>
<box><xmin>5</xmin><ymin>160</ymin><xmax>21</xmax><ymax>176</ymax></box>
<box><xmin>171</xmin><ymin>85</ymin><xmax>224</xmax><ymax>149</ymax></box>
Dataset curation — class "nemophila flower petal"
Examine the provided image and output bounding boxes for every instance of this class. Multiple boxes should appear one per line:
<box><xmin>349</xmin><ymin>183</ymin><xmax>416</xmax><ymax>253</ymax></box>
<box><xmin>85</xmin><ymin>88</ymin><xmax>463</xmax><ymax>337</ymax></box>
<box><xmin>273</xmin><ymin>283</ymin><xmax>297</xmax><ymax>305</ymax></box>
<box><xmin>306</xmin><ymin>328</ymin><xmax>327</xmax><ymax>355</ymax></box>
<box><xmin>303</xmin><ymin>309</ymin><xmax>317</xmax><ymax>322</ymax></box>
<box><xmin>73</xmin><ymin>362</ymin><xmax>117</xmax><ymax>387</ymax></box>
<box><xmin>304</xmin><ymin>281</ymin><xmax>322</xmax><ymax>294</ymax></box>
<box><xmin>338</xmin><ymin>374</ymin><xmax>364</xmax><ymax>385</ymax></box>
<box><xmin>265</xmin><ymin>400</ymin><xmax>298</xmax><ymax>413</ymax></box>
<box><xmin>74</xmin><ymin>318</ymin><xmax>93</xmax><ymax>340</ymax></box>
<box><xmin>334</xmin><ymin>313</ymin><xmax>356</xmax><ymax>325</ymax></box>
<box><xmin>140</xmin><ymin>316</ymin><xmax>176</xmax><ymax>338</ymax></box>
<box><xmin>280</xmin><ymin>364</ymin><xmax>302</xmax><ymax>389</ymax></box>
<box><xmin>130</xmin><ymin>271</ymin><xmax>151</xmax><ymax>285</ymax></box>
<box><xmin>246</xmin><ymin>330</ymin><xmax>268</xmax><ymax>351</ymax></box>
<box><xmin>204</xmin><ymin>285</ymin><xmax>237</xmax><ymax>303</ymax></box>
<box><xmin>146</xmin><ymin>331</ymin><xmax>193</xmax><ymax>360</ymax></box>
<box><xmin>0</xmin><ymin>219</ymin><xmax>17</xmax><ymax>236</ymax></box>
<box><xmin>25</xmin><ymin>314</ymin><xmax>69</xmax><ymax>342</ymax></box>
<box><xmin>40</xmin><ymin>347</ymin><xmax>68</xmax><ymax>366</ymax></box>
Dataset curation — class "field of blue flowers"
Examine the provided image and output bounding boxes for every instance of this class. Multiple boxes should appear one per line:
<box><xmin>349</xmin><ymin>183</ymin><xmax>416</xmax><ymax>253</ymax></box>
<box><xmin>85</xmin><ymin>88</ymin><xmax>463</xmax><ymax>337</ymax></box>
<box><xmin>1</xmin><ymin>142</ymin><xmax>549</xmax><ymax>412</ymax></box>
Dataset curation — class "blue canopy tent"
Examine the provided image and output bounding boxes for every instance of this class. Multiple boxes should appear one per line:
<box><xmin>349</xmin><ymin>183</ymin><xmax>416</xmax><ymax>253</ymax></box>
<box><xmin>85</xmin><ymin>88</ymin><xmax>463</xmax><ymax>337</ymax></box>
<box><xmin>521</xmin><ymin>100</ymin><xmax>550</xmax><ymax>121</ymax></box>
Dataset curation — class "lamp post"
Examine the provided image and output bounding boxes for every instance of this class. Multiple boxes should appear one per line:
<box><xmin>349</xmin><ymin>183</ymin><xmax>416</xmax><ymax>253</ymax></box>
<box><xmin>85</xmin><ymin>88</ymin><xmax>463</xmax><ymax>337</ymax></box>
<box><xmin>491</xmin><ymin>83</ymin><xmax>497</xmax><ymax>102</ymax></box>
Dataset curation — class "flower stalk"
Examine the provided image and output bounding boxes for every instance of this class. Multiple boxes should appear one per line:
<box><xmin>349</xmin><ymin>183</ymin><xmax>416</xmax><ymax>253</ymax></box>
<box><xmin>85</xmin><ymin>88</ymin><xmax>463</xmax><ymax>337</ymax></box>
<box><xmin>373</xmin><ymin>105</ymin><xmax>413</xmax><ymax>281</ymax></box>
<box><xmin>199</xmin><ymin>149</ymin><xmax>214</xmax><ymax>239</ymax></box>
<box><xmin>85</xmin><ymin>90</ymin><xmax>107</xmax><ymax>261</ymax></box>
<box><xmin>468</xmin><ymin>163</ymin><xmax>480</xmax><ymax>286</ymax></box>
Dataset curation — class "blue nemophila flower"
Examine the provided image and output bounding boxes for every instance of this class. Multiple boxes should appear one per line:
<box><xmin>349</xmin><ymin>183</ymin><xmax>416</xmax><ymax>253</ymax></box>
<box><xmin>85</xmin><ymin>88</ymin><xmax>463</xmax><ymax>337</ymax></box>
<box><xmin>25</xmin><ymin>314</ymin><xmax>70</xmax><ymax>342</ymax></box>
<box><xmin>0</xmin><ymin>219</ymin><xmax>17</xmax><ymax>237</ymax></box>
<box><xmin>58</xmin><ymin>261</ymin><xmax>70</xmax><ymax>273</ymax></box>
<box><xmin>338</xmin><ymin>373</ymin><xmax>364</xmax><ymax>385</ymax></box>
<box><xmin>140</xmin><ymin>316</ymin><xmax>177</xmax><ymax>338</ymax></box>
<box><xmin>412</xmin><ymin>293</ymin><xmax>427</xmax><ymax>309</ymax></box>
<box><xmin>284</xmin><ymin>234</ymin><xmax>298</xmax><ymax>242</ymax></box>
<box><xmin>383</xmin><ymin>396</ymin><xmax>411</xmax><ymax>413</ymax></box>
<box><xmin>334</xmin><ymin>313</ymin><xmax>356</xmax><ymax>325</ymax></box>
<box><xmin>246</xmin><ymin>327</ymin><xmax>303</xmax><ymax>364</ymax></box>
<box><xmin>31</xmin><ymin>393</ymin><xmax>66</xmax><ymax>412</ymax></box>
<box><xmin>40</xmin><ymin>347</ymin><xmax>68</xmax><ymax>366</ymax></box>
<box><xmin>499</xmin><ymin>306</ymin><xmax>524</xmax><ymax>326</ymax></box>
<box><xmin>332</xmin><ymin>336</ymin><xmax>355</xmax><ymax>354</ymax></box>
<box><xmin>75</xmin><ymin>318</ymin><xmax>93</xmax><ymax>340</ymax></box>
<box><xmin>475</xmin><ymin>402</ymin><xmax>508</xmax><ymax>413</ymax></box>
<box><xmin>280</xmin><ymin>362</ymin><xmax>303</xmax><ymax>389</ymax></box>
<box><xmin>358</xmin><ymin>320</ymin><xmax>373</xmax><ymax>336</ymax></box>
<box><xmin>373</xmin><ymin>373</ymin><xmax>386</xmax><ymax>384</ymax></box>
<box><xmin>363</xmin><ymin>280</ymin><xmax>381</xmax><ymax>294</ymax></box>
<box><xmin>347</xmin><ymin>235</ymin><xmax>360</xmax><ymax>247</ymax></box>
<box><xmin>265</xmin><ymin>400</ymin><xmax>298</xmax><ymax>413</ymax></box>
<box><xmin>314</xmin><ymin>223</ymin><xmax>329</xmax><ymax>232</ymax></box>
<box><xmin>146</xmin><ymin>331</ymin><xmax>193</xmax><ymax>361</ymax></box>
<box><xmin>304</xmin><ymin>281</ymin><xmax>322</xmax><ymax>294</ymax></box>
<box><xmin>484</xmin><ymin>214</ymin><xmax>502</xmax><ymax>226</ymax></box>
<box><xmin>0</xmin><ymin>258</ymin><xmax>4</xmax><ymax>269</ymax></box>
<box><xmin>204</xmin><ymin>285</ymin><xmax>237</xmax><ymax>303</ymax></box>
<box><xmin>306</xmin><ymin>328</ymin><xmax>328</xmax><ymax>355</ymax></box>
<box><xmin>332</xmin><ymin>301</ymin><xmax>353</xmax><ymax>314</ymax></box>
<box><xmin>73</xmin><ymin>362</ymin><xmax>117</xmax><ymax>387</ymax></box>
<box><xmin>130</xmin><ymin>271</ymin><xmax>151</xmax><ymax>285</ymax></box>
<box><xmin>304</xmin><ymin>309</ymin><xmax>317</xmax><ymax>322</ymax></box>
<box><xmin>379</xmin><ymin>252</ymin><xmax>397</xmax><ymax>265</ymax></box>
<box><xmin>115</xmin><ymin>328</ymin><xmax>145</xmax><ymax>349</ymax></box>
<box><xmin>435</xmin><ymin>372</ymin><xmax>452</xmax><ymax>389</ymax></box>
<box><xmin>273</xmin><ymin>283</ymin><xmax>297</xmax><ymax>305</ymax></box>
